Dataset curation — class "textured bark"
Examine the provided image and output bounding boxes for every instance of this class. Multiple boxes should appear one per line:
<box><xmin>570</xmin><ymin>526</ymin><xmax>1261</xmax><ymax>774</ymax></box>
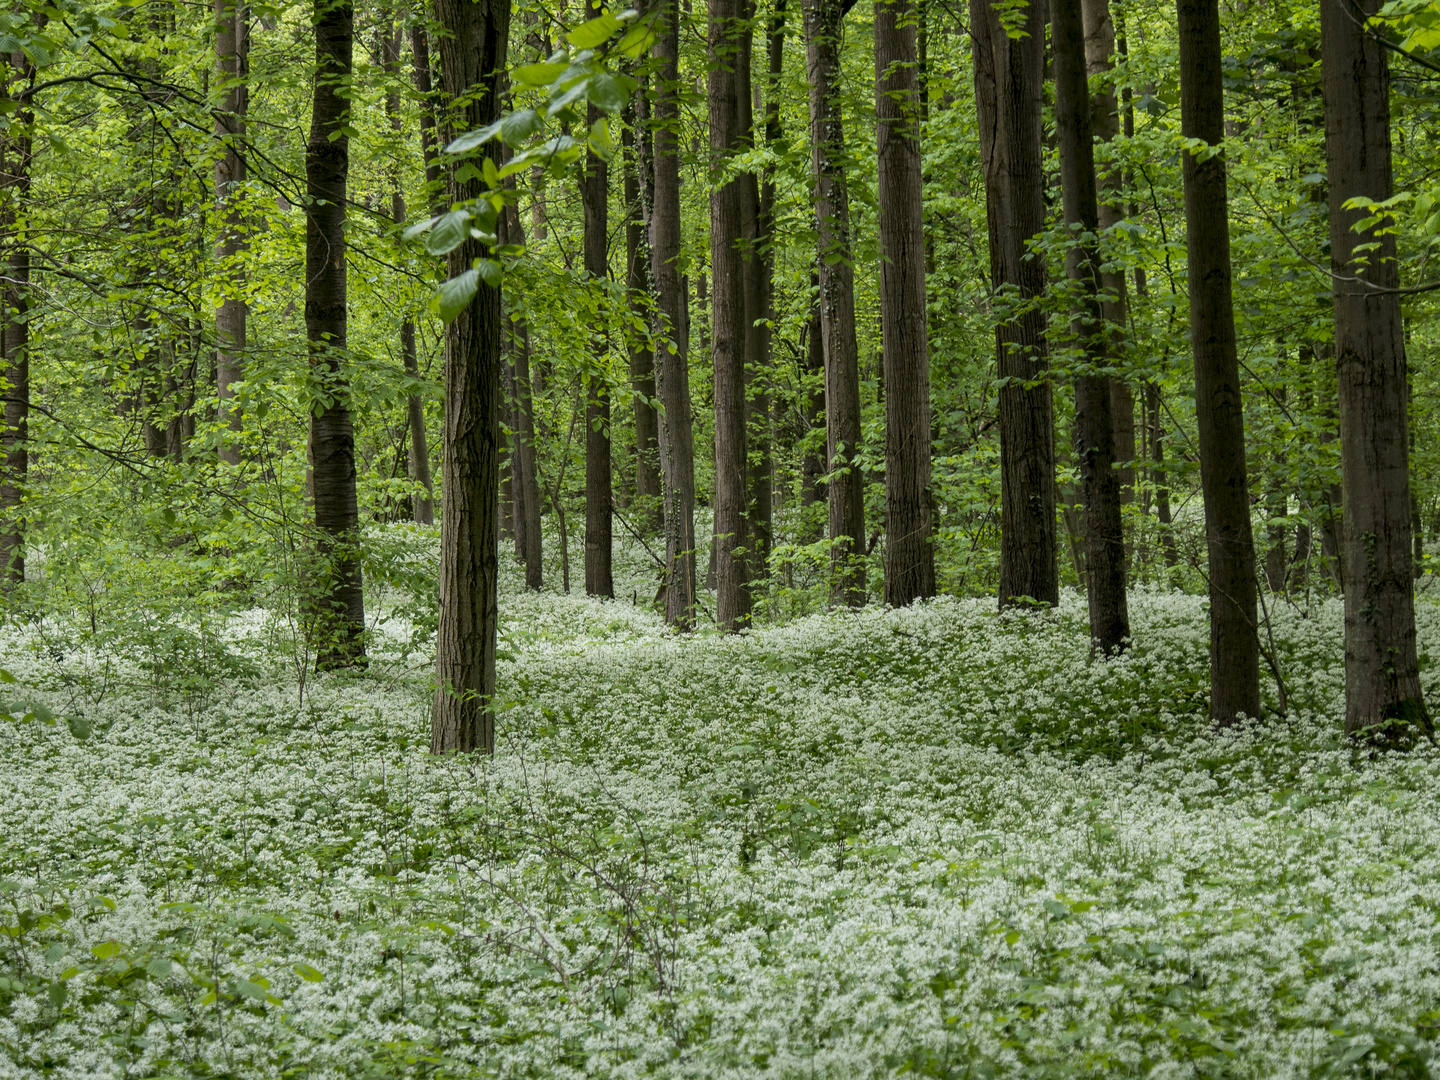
<box><xmin>384</xmin><ymin>25</ymin><xmax>433</xmax><ymax>524</ymax></box>
<box><xmin>306</xmin><ymin>0</ymin><xmax>364</xmax><ymax>669</ymax></box>
<box><xmin>804</xmin><ymin>0</ymin><xmax>866</xmax><ymax>606</ymax></box>
<box><xmin>409</xmin><ymin>25</ymin><xmax>444</xmax><ymax>216</ymax></box>
<box><xmin>1321</xmin><ymin>0</ymin><xmax>1430</xmax><ymax>742</ymax></box>
<box><xmin>1177</xmin><ymin>0</ymin><xmax>1259</xmax><ymax>724</ymax></box>
<box><xmin>215</xmin><ymin>0</ymin><xmax>247</xmax><ymax>465</ymax></box>
<box><xmin>1054</xmin><ymin>0</ymin><xmax>1129</xmax><ymax>653</ymax></box>
<box><xmin>651</xmin><ymin>0</ymin><xmax>698</xmax><ymax>629</ymax></box>
<box><xmin>1080</xmin><ymin>0</ymin><xmax>1135</xmax><ymax>529</ymax></box>
<box><xmin>800</xmin><ymin>271</ymin><xmax>827</xmax><ymax>534</ymax></box>
<box><xmin>429</xmin><ymin>0</ymin><xmax>509</xmax><ymax>754</ymax></box>
<box><xmin>622</xmin><ymin>109</ymin><xmax>661</xmax><ymax>530</ymax></box>
<box><xmin>583</xmin><ymin>95</ymin><xmax>614</xmax><ymax>600</ymax></box>
<box><xmin>761</xmin><ymin>0</ymin><xmax>787</xmax><ymax>535</ymax></box>
<box><xmin>0</xmin><ymin>52</ymin><xmax>32</xmax><ymax>584</ymax></box>
<box><xmin>710</xmin><ymin>0</ymin><xmax>753</xmax><ymax>628</ymax></box>
<box><xmin>875</xmin><ymin>0</ymin><xmax>935</xmax><ymax>605</ymax></box>
<box><xmin>501</xmin><ymin>202</ymin><xmax>543</xmax><ymax>589</ymax></box>
<box><xmin>970</xmin><ymin>0</ymin><xmax>1058</xmax><ymax>608</ymax></box>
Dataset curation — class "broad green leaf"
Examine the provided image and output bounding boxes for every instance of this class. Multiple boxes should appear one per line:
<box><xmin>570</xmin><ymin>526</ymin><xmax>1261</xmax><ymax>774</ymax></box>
<box><xmin>586</xmin><ymin>73</ymin><xmax>627</xmax><ymax>113</ymax></box>
<box><xmin>0</xmin><ymin>669</ymin><xmax>16</xmax><ymax>684</ymax></box>
<box><xmin>146</xmin><ymin>957</ymin><xmax>173</xmax><ymax>978</ymax></box>
<box><xmin>294</xmin><ymin>962</ymin><xmax>324</xmax><ymax>982</ymax></box>
<box><xmin>477</xmin><ymin>259</ymin><xmax>503</xmax><ymax>287</ymax></box>
<box><xmin>233</xmin><ymin>978</ymin><xmax>269</xmax><ymax>1000</ymax></box>
<box><xmin>91</xmin><ymin>940</ymin><xmax>123</xmax><ymax>960</ymax></box>
<box><xmin>446</xmin><ymin>120</ymin><xmax>503</xmax><ymax>155</ymax></box>
<box><xmin>426</xmin><ymin>210</ymin><xmax>471</xmax><ymax>256</ymax></box>
<box><xmin>437</xmin><ymin>269</ymin><xmax>479</xmax><ymax>323</ymax></box>
<box><xmin>501</xmin><ymin>108</ymin><xmax>544</xmax><ymax>146</ymax></box>
<box><xmin>44</xmin><ymin>944</ymin><xmax>67</xmax><ymax>964</ymax></box>
<box><xmin>567</xmin><ymin>11</ymin><xmax>622</xmax><ymax>49</ymax></box>
<box><xmin>66</xmin><ymin>715</ymin><xmax>90</xmax><ymax>741</ymax></box>
<box><xmin>482</xmin><ymin>156</ymin><xmax>501</xmax><ymax>188</ymax></box>
<box><xmin>402</xmin><ymin>215</ymin><xmax>440</xmax><ymax>240</ymax></box>
<box><xmin>47</xmin><ymin>981</ymin><xmax>65</xmax><ymax>1008</ymax></box>
<box><xmin>513</xmin><ymin>62</ymin><xmax>565</xmax><ymax>86</ymax></box>
<box><xmin>617</xmin><ymin>20</ymin><xmax>656</xmax><ymax>57</ymax></box>
<box><xmin>547</xmin><ymin>79</ymin><xmax>590</xmax><ymax>117</ymax></box>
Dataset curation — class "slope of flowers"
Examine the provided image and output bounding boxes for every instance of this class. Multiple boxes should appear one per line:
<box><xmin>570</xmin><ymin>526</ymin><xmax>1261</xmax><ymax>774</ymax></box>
<box><xmin>2</xmin><ymin>566</ymin><xmax>1440</xmax><ymax>1078</ymax></box>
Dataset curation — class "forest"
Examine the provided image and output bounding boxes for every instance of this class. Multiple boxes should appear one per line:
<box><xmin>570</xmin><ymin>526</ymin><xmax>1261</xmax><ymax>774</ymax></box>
<box><xmin>4</xmin><ymin>0</ymin><xmax>1440</xmax><ymax>1071</ymax></box>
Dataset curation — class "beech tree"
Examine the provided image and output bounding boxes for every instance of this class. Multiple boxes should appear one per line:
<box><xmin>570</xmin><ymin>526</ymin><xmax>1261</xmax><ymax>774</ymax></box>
<box><xmin>622</xmin><ymin>105</ymin><xmax>660</xmax><ymax>531</ymax></box>
<box><xmin>969</xmin><ymin>0</ymin><xmax>1058</xmax><ymax>608</ymax></box>
<box><xmin>1320</xmin><ymin>0</ymin><xmax>1431</xmax><ymax>742</ymax></box>
<box><xmin>0</xmin><ymin>46</ymin><xmax>33</xmax><ymax>584</ymax></box>
<box><xmin>875</xmin><ymin>0</ymin><xmax>935</xmax><ymax>606</ymax></box>
<box><xmin>214</xmin><ymin>0</ymin><xmax>246</xmax><ymax>466</ymax></box>
<box><xmin>583</xmin><ymin>81</ymin><xmax>614</xmax><ymax>600</ymax></box>
<box><xmin>1176</xmin><ymin>0</ymin><xmax>1259</xmax><ymax>724</ymax></box>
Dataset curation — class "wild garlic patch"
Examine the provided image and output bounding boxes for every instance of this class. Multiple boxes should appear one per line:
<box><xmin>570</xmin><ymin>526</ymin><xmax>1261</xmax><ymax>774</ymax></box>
<box><xmin>1</xmin><ymin>575</ymin><xmax>1439</xmax><ymax>1078</ymax></box>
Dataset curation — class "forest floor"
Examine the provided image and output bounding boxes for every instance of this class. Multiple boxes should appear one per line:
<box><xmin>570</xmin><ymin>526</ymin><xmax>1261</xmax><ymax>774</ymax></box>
<box><xmin>3</xmin><ymin>541</ymin><xmax>1440</xmax><ymax>1078</ymax></box>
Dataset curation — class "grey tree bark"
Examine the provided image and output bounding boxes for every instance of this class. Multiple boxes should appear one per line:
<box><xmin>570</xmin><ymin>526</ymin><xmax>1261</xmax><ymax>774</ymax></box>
<box><xmin>804</xmin><ymin>0</ymin><xmax>866</xmax><ymax>607</ymax></box>
<box><xmin>622</xmin><ymin>105</ymin><xmax>661</xmax><ymax>531</ymax></box>
<box><xmin>215</xmin><ymin>0</ymin><xmax>247</xmax><ymax>465</ymax></box>
<box><xmin>875</xmin><ymin>0</ymin><xmax>935</xmax><ymax>606</ymax></box>
<box><xmin>0</xmin><ymin>48</ymin><xmax>33</xmax><ymax>584</ymax></box>
<box><xmin>583</xmin><ymin>90</ymin><xmax>614</xmax><ymax>600</ymax></box>
<box><xmin>970</xmin><ymin>0</ymin><xmax>1058</xmax><ymax>608</ymax></box>
<box><xmin>1321</xmin><ymin>0</ymin><xmax>1431</xmax><ymax>743</ymax></box>
<box><xmin>1177</xmin><ymin>0</ymin><xmax>1259</xmax><ymax>724</ymax></box>
<box><xmin>430</xmin><ymin>0</ymin><xmax>510</xmax><ymax>753</ymax></box>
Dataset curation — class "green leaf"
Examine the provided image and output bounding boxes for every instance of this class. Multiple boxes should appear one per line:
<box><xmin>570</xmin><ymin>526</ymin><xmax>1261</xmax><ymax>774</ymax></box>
<box><xmin>294</xmin><ymin>963</ymin><xmax>324</xmax><ymax>983</ymax></box>
<box><xmin>567</xmin><ymin>11</ymin><xmax>622</xmax><ymax>48</ymax></box>
<box><xmin>426</xmin><ymin>210</ymin><xmax>471</xmax><ymax>256</ymax></box>
<box><xmin>617</xmin><ymin>20</ymin><xmax>656</xmax><ymax>57</ymax></box>
<box><xmin>47</xmin><ymin>981</ymin><xmax>66</xmax><ymax>1008</ymax></box>
<box><xmin>402</xmin><ymin>215</ymin><xmax>440</xmax><ymax>241</ymax></box>
<box><xmin>446</xmin><ymin>121</ymin><xmax>503</xmax><ymax>155</ymax></box>
<box><xmin>477</xmin><ymin>259</ymin><xmax>503</xmax><ymax>288</ymax></box>
<box><xmin>91</xmin><ymin>940</ymin><xmax>124</xmax><ymax>960</ymax></box>
<box><xmin>0</xmin><ymin>669</ymin><xmax>16</xmax><ymax>684</ymax></box>
<box><xmin>500</xmin><ymin>108</ymin><xmax>544</xmax><ymax>146</ymax></box>
<box><xmin>43</xmin><ymin>944</ymin><xmax>67</xmax><ymax>964</ymax></box>
<box><xmin>30</xmin><ymin>703</ymin><xmax>52</xmax><ymax>723</ymax></box>
<box><xmin>585</xmin><ymin>73</ymin><xmax>627</xmax><ymax>113</ymax></box>
<box><xmin>437</xmin><ymin>269</ymin><xmax>479</xmax><ymax>323</ymax></box>
<box><xmin>233</xmin><ymin>978</ymin><xmax>269</xmax><ymax>1001</ymax></box>
<box><xmin>146</xmin><ymin>957</ymin><xmax>173</xmax><ymax>978</ymax></box>
<box><xmin>588</xmin><ymin>117</ymin><xmax>616</xmax><ymax>161</ymax></box>
<box><xmin>482</xmin><ymin>156</ymin><xmax>501</xmax><ymax>189</ymax></box>
<box><xmin>547</xmin><ymin>79</ymin><xmax>590</xmax><ymax>117</ymax></box>
<box><xmin>513</xmin><ymin>62</ymin><xmax>565</xmax><ymax>86</ymax></box>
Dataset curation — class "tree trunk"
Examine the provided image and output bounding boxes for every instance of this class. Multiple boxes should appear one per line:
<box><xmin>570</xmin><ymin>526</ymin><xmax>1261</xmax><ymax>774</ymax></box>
<box><xmin>710</xmin><ymin>0</ymin><xmax>754</xmax><ymax>628</ymax></box>
<box><xmin>800</xmin><ymin>270</ymin><xmax>827</xmax><ymax>535</ymax></box>
<box><xmin>761</xmin><ymin>0</ymin><xmax>787</xmax><ymax>535</ymax></box>
<box><xmin>1054</xmin><ymin>0</ymin><xmax>1129</xmax><ymax>653</ymax></box>
<box><xmin>306</xmin><ymin>0</ymin><xmax>365</xmax><ymax>670</ymax></box>
<box><xmin>875</xmin><ymin>0</ymin><xmax>935</xmax><ymax>606</ymax></box>
<box><xmin>501</xmin><ymin>199</ymin><xmax>544</xmax><ymax>589</ymax></box>
<box><xmin>651</xmin><ymin>0</ymin><xmax>699</xmax><ymax>629</ymax></box>
<box><xmin>1321</xmin><ymin>0</ymin><xmax>1430</xmax><ymax>742</ymax></box>
<box><xmin>583</xmin><ymin>91</ymin><xmax>614</xmax><ymax>600</ymax></box>
<box><xmin>623</xmin><ymin>105</ymin><xmax>661</xmax><ymax>531</ymax></box>
<box><xmin>0</xmin><ymin>50</ymin><xmax>32</xmax><ymax>584</ymax></box>
<box><xmin>1177</xmin><ymin>0</ymin><xmax>1259</xmax><ymax>724</ymax></box>
<box><xmin>429</xmin><ymin>0</ymin><xmax>509</xmax><ymax>753</ymax></box>
<box><xmin>804</xmin><ymin>0</ymin><xmax>865</xmax><ymax>607</ymax></box>
<box><xmin>215</xmin><ymin>0</ymin><xmax>247</xmax><ymax>465</ymax></box>
<box><xmin>970</xmin><ymin>0</ymin><xmax>1058</xmax><ymax>608</ymax></box>
<box><xmin>409</xmin><ymin>25</ymin><xmax>444</xmax><ymax>216</ymax></box>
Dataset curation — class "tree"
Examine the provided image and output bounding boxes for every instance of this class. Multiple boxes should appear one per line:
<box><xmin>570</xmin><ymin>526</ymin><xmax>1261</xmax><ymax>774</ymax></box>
<box><xmin>0</xmin><ymin>47</ymin><xmax>33</xmax><ymax>584</ymax></box>
<box><xmin>875</xmin><ymin>0</ymin><xmax>934</xmax><ymax>605</ymax></box>
<box><xmin>501</xmin><ymin>199</ymin><xmax>543</xmax><ymax>590</ymax></box>
<box><xmin>306</xmin><ymin>0</ymin><xmax>364</xmax><ymax>669</ymax></box>
<box><xmin>1053</xmin><ymin>0</ymin><xmax>1129</xmax><ymax>653</ymax></box>
<box><xmin>1176</xmin><ymin>0</ymin><xmax>1258</xmax><ymax>724</ymax></box>
<box><xmin>583</xmin><ymin>76</ymin><xmax>614</xmax><ymax>600</ymax></box>
<box><xmin>430</xmin><ymin>0</ymin><xmax>510</xmax><ymax>753</ymax></box>
<box><xmin>710</xmin><ymin>0</ymin><xmax>754</xmax><ymax>629</ymax></box>
<box><xmin>651</xmin><ymin>0</ymin><xmax>699</xmax><ymax>629</ymax></box>
<box><xmin>215</xmin><ymin>0</ymin><xmax>247</xmax><ymax>466</ymax></box>
<box><xmin>622</xmin><ymin>101</ymin><xmax>660</xmax><ymax>531</ymax></box>
<box><xmin>804</xmin><ymin>0</ymin><xmax>865</xmax><ymax>607</ymax></box>
<box><xmin>1320</xmin><ymin>0</ymin><xmax>1430</xmax><ymax>742</ymax></box>
<box><xmin>969</xmin><ymin>0</ymin><xmax>1058</xmax><ymax>608</ymax></box>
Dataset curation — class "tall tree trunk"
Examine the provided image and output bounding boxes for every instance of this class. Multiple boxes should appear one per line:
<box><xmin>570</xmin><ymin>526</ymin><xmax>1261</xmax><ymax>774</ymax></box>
<box><xmin>1177</xmin><ymin>0</ymin><xmax>1259</xmax><ymax>724</ymax></box>
<box><xmin>623</xmin><ymin>105</ymin><xmax>661</xmax><ymax>530</ymax></box>
<box><xmin>501</xmin><ymin>196</ymin><xmax>544</xmax><ymax>589</ymax></box>
<box><xmin>711</xmin><ymin>0</ymin><xmax>754</xmax><ymax>628</ymax></box>
<box><xmin>875</xmin><ymin>0</ymin><xmax>935</xmax><ymax>605</ymax></box>
<box><xmin>651</xmin><ymin>0</ymin><xmax>698</xmax><ymax>629</ymax></box>
<box><xmin>409</xmin><ymin>25</ymin><xmax>444</xmax><ymax>215</ymax></box>
<box><xmin>306</xmin><ymin>0</ymin><xmax>365</xmax><ymax>669</ymax></box>
<box><xmin>384</xmin><ymin>24</ymin><xmax>434</xmax><ymax>524</ymax></box>
<box><xmin>583</xmin><ymin>90</ymin><xmax>614</xmax><ymax>599</ymax></box>
<box><xmin>800</xmin><ymin>269</ymin><xmax>827</xmax><ymax>535</ymax></box>
<box><xmin>804</xmin><ymin>0</ymin><xmax>866</xmax><ymax>607</ymax></box>
<box><xmin>1081</xmin><ymin>0</ymin><xmax>1135</xmax><ymax>540</ymax></box>
<box><xmin>215</xmin><ymin>0</ymin><xmax>247</xmax><ymax>465</ymax></box>
<box><xmin>0</xmin><ymin>49</ymin><xmax>32</xmax><ymax>584</ymax></box>
<box><xmin>1321</xmin><ymin>0</ymin><xmax>1430</xmax><ymax>742</ymax></box>
<box><xmin>1054</xmin><ymin>0</ymin><xmax>1129</xmax><ymax>653</ymax></box>
<box><xmin>970</xmin><ymin>0</ymin><xmax>1058</xmax><ymax>608</ymax></box>
<box><xmin>761</xmin><ymin>0</ymin><xmax>787</xmax><ymax>533</ymax></box>
<box><xmin>429</xmin><ymin>0</ymin><xmax>510</xmax><ymax>753</ymax></box>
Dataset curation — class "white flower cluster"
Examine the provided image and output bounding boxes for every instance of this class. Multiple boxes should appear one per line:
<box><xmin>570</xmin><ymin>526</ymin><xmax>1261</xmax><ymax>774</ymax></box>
<box><xmin>1</xmin><ymin>567</ymin><xmax>1439</xmax><ymax>1078</ymax></box>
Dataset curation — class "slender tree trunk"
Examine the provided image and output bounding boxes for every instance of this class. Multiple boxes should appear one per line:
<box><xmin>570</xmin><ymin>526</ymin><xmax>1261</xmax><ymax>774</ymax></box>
<box><xmin>583</xmin><ymin>91</ymin><xmax>614</xmax><ymax>599</ymax></box>
<box><xmin>711</xmin><ymin>0</ymin><xmax>754</xmax><ymax>628</ymax></box>
<box><xmin>804</xmin><ymin>0</ymin><xmax>866</xmax><ymax>607</ymax></box>
<box><xmin>800</xmin><ymin>270</ymin><xmax>827</xmax><ymax>535</ymax></box>
<box><xmin>1321</xmin><ymin>0</ymin><xmax>1430</xmax><ymax>742</ymax></box>
<box><xmin>762</xmin><ymin>0</ymin><xmax>787</xmax><ymax>532</ymax></box>
<box><xmin>623</xmin><ymin>106</ymin><xmax>661</xmax><ymax>530</ymax></box>
<box><xmin>970</xmin><ymin>0</ymin><xmax>1058</xmax><ymax>607</ymax></box>
<box><xmin>876</xmin><ymin>0</ymin><xmax>935</xmax><ymax>605</ymax></box>
<box><xmin>306</xmin><ymin>0</ymin><xmax>365</xmax><ymax>669</ymax></box>
<box><xmin>215</xmin><ymin>0</ymin><xmax>247</xmax><ymax>465</ymax></box>
<box><xmin>1054</xmin><ymin>0</ymin><xmax>1129</xmax><ymax>653</ymax></box>
<box><xmin>430</xmin><ymin>0</ymin><xmax>510</xmax><ymax>753</ymax></box>
<box><xmin>1177</xmin><ymin>0</ymin><xmax>1259</xmax><ymax>724</ymax></box>
<box><xmin>1081</xmin><ymin>0</ymin><xmax>1135</xmax><ymax>540</ymax></box>
<box><xmin>409</xmin><ymin>25</ymin><xmax>444</xmax><ymax>216</ymax></box>
<box><xmin>651</xmin><ymin>0</ymin><xmax>698</xmax><ymax>629</ymax></box>
<box><xmin>501</xmin><ymin>198</ymin><xmax>544</xmax><ymax>588</ymax></box>
<box><xmin>0</xmin><ymin>50</ymin><xmax>32</xmax><ymax>584</ymax></box>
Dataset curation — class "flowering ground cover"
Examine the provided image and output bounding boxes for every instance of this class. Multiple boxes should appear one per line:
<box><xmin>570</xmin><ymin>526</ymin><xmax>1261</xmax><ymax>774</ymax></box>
<box><xmin>3</xmin><ymin>564</ymin><xmax>1440</xmax><ymax>1078</ymax></box>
